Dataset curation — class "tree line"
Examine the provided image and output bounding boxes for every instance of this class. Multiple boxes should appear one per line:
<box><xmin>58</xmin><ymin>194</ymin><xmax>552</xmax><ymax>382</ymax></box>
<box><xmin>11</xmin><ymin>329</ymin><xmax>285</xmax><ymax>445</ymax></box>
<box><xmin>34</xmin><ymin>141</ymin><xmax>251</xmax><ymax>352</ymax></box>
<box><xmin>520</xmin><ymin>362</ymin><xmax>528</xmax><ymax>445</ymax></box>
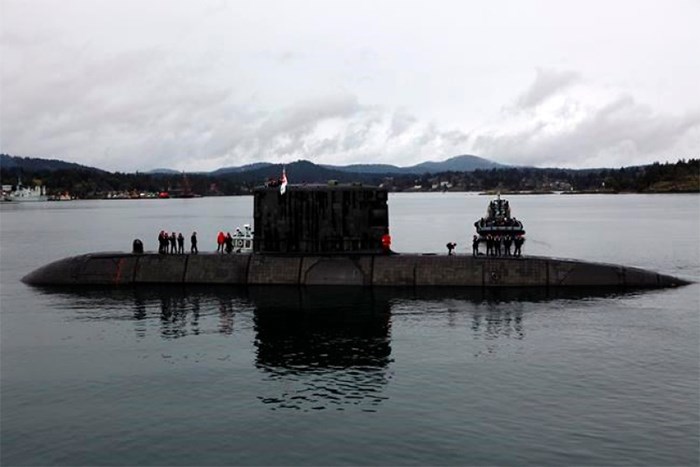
<box><xmin>1</xmin><ymin>155</ymin><xmax>697</xmax><ymax>198</ymax></box>
<box><xmin>400</xmin><ymin>159</ymin><xmax>699</xmax><ymax>193</ymax></box>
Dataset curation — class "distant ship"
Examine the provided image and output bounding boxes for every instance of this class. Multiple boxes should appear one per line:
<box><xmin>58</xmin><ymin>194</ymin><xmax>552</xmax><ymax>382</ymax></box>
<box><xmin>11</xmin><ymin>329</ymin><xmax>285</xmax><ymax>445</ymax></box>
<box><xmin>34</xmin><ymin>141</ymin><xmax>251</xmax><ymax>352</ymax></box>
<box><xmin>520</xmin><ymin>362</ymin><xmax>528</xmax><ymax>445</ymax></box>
<box><xmin>3</xmin><ymin>178</ymin><xmax>48</xmax><ymax>202</ymax></box>
<box><xmin>162</xmin><ymin>173</ymin><xmax>201</xmax><ymax>198</ymax></box>
<box><xmin>474</xmin><ymin>194</ymin><xmax>525</xmax><ymax>238</ymax></box>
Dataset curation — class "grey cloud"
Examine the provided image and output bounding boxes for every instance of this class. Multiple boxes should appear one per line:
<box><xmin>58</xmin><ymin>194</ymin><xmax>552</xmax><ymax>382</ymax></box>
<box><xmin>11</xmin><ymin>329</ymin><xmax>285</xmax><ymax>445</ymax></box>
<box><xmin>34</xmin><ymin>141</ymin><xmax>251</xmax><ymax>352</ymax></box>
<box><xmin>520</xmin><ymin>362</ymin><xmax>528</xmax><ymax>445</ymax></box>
<box><xmin>3</xmin><ymin>0</ymin><xmax>697</xmax><ymax>171</ymax></box>
<box><xmin>1</xmin><ymin>40</ymin><xmax>248</xmax><ymax>169</ymax></box>
<box><xmin>208</xmin><ymin>103</ymin><xmax>473</xmax><ymax>168</ymax></box>
<box><xmin>473</xmin><ymin>95</ymin><xmax>700</xmax><ymax>167</ymax></box>
<box><xmin>16</xmin><ymin>35</ymin><xmax>688</xmax><ymax>172</ymax></box>
<box><xmin>389</xmin><ymin>109</ymin><xmax>417</xmax><ymax>138</ymax></box>
<box><xmin>341</xmin><ymin>114</ymin><xmax>383</xmax><ymax>151</ymax></box>
<box><xmin>4</xmin><ymin>21</ymin><xmax>478</xmax><ymax>170</ymax></box>
<box><xmin>442</xmin><ymin>130</ymin><xmax>470</xmax><ymax>147</ymax></box>
<box><xmin>0</xmin><ymin>30</ymin><xmax>53</xmax><ymax>48</ymax></box>
<box><xmin>217</xmin><ymin>98</ymin><xmax>386</xmax><ymax>164</ymax></box>
<box><xmin>416</xmin><ymin>123</ymin><xmax>438</xmax><ymax>146</ymax></box>
<box><xmin>256</xmin><ymin>94</ymin><xmax>362</xmax><ymax>140</ymax></box>
<box><xmin>211</xmin><ymin>102</ymin><xmax>471</xmax><ymax>168</ymax></box>
<box><xmin>276</xmin><ymin>51</ymin><xmax>301</xmax><ymax>63</ymax></box>
<box><xmin>515</xmin><ymin>68</ymin><xmax>581</xmax><ymax>110</ymax></box>
<box><xmin>309</xmin><ymin>137</ymin><xmax>340</xmax><ymax>156</ymax></box>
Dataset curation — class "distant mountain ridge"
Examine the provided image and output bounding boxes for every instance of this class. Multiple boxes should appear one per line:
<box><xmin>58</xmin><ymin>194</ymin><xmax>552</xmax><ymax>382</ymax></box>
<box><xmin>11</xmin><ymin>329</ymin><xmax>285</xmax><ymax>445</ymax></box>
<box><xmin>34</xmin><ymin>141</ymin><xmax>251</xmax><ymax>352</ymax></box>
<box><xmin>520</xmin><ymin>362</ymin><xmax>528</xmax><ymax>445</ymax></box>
<box><xmin>0</xmin><ymin>154</ymin><xmax>506</xmax><ymax>176</ymax></box>
<box><xmin>323</xmin><ymin>155</ymin><xmax>506</xmax><ymax>174</ymax></box>
<box><xmin>146</xmin><ymin>168</ymin><xmax>181</xmax><ymax>175</ymax></box>
<box><xmin>0</xmin><ymin>154</ymin><xmax>107</xmax><ymax>173</ymax></box>
<box><xmin>214</xmin><ymin>160</ymin><xmax>368</xmax><ymax>185</ymax></box>
<box><xmin>211</xmin><ymin>162</ymin><xmax>274</xmax><ymax>176</ymax></box>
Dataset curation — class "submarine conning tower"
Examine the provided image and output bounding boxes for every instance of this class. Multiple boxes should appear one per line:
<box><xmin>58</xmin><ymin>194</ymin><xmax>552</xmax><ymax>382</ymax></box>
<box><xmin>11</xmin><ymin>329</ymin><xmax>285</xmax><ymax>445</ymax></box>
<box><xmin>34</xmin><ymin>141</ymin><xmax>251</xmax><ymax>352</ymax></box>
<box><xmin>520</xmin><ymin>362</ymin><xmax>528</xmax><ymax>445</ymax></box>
<box><xmin>254</xmin><ymin>183</ymin><xmax>389</xmax><ymax>254</ymax></box>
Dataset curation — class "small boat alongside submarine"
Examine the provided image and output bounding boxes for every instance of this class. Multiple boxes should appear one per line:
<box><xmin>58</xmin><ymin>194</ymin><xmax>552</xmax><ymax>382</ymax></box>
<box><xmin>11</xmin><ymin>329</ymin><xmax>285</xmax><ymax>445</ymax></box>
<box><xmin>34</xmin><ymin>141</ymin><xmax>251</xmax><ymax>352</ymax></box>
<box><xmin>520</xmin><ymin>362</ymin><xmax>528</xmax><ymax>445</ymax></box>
<box><xmin>22</xmin><ymin>184</ymin><xmax>690</xmax><ymax>289</ymax></box>
<box><xmin>474</xmin><ymin>194</ymin><xmax>525</xmax><ymax>238</ymax></box>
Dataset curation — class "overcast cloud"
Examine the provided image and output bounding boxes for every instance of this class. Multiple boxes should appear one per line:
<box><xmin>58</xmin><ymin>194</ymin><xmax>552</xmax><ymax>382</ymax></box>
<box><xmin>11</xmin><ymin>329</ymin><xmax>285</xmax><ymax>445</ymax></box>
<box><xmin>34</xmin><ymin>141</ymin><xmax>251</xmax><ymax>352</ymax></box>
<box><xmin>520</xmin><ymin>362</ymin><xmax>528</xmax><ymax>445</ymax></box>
<box><xmin>1</xmin><ymin>0</ymin><xmax>699</xmax><ymax>171</ymax></box>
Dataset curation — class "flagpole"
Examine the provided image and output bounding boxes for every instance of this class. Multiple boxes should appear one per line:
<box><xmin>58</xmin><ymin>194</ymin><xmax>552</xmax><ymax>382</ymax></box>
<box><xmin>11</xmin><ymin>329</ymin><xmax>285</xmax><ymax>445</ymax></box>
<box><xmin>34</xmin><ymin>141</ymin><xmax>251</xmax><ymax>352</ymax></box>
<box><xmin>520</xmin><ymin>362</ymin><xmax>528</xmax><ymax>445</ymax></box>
<box><xmin>280</xmin><ymin>166</ymin><xmax>287</xmax><ymax>195</ymax></box>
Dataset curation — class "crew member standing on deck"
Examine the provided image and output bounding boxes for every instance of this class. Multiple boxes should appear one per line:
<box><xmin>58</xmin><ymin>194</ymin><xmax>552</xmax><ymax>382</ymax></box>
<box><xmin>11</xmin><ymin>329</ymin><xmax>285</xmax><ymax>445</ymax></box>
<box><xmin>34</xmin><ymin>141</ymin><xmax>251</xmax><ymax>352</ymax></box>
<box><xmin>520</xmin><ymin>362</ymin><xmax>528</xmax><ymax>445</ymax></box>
<box><xmin>191</xmin><ymin>232</ymin><xmax>198</xmax><ymax>254</ymax></box>
<box><xmin>504</xmin><ymin>235</ymin><xmax>512</xmax><ymax>256</ymax></box>
<box><xmin>177</xmin><ymin>233</ymin><xmax>184</xmax><ymax>254</ymax></box>
<box><xmin>513</xmin><ymin>235</ymin><xmax>524</xmax><ymax>257</ymax></box>
<box><xmin>158</xmin><ymin>231</ymin><xmax>165</xmax><ymax>254</ymax></box>
<box><xmin>169</xmin><ymin>232</ymin><xmax>177</xmax><ymax>254</ymax></box>
<box><xmin>381</xmin><ymin>230</ymin><xmax>392</xmax><ymax>255</ymax></box>
<box><xmin>472</xmin><ymin>235</ymin><xmax>480</xmax><ymax>256</ymax></box>
<box><xmin>225</xmin><ymin>232</ymin><xmax>234</xmax><ymax>254</ymax></box>
<box><xmin>217</xmin><ymin>231</ymin><xmax>225</xmax><ymax>253</ymax></box>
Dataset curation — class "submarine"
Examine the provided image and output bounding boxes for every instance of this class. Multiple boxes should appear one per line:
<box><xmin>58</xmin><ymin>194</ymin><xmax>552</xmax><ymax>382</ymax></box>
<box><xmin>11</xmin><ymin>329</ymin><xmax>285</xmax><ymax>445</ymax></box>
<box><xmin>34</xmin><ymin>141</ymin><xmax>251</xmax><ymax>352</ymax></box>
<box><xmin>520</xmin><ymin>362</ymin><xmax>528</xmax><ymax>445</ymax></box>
<box><xmin>22</xmin><ymin>184</ymin><xmax>689</xmax><ymax>288</ymax></box>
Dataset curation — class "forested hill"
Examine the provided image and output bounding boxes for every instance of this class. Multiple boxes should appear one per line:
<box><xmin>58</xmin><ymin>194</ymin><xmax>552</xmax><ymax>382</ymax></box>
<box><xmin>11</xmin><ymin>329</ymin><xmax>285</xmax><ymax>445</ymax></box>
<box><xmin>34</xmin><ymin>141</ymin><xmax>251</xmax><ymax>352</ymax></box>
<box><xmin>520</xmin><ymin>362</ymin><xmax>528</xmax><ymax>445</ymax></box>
<box><xmin>462</xmin><ymin>160</ymin><xmax>699</xmax><ymax>193</ymax></box>
<box><xmin>0</xmin><ymin>154</ymin><xmax>106</xmax><ymax>173</ymax></box>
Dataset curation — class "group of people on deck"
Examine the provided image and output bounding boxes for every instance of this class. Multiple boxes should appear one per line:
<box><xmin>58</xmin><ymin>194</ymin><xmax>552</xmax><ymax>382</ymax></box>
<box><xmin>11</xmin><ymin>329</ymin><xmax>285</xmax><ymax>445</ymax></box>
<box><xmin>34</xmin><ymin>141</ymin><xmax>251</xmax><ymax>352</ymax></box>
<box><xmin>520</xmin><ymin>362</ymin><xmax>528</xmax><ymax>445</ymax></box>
<box><xmin>158</xmin><ymin>231</ymin><xmax>198</xmax><ymax>254</ymax></box>
<box><xmin>156</xmin><ymin>227</ymin><xmax>253</xmax><ymax>255</ymax></box>
<box><xmin>472</xmin><ymin>234</ymin><xmax>525</xmax><ymax>257</ymax></box>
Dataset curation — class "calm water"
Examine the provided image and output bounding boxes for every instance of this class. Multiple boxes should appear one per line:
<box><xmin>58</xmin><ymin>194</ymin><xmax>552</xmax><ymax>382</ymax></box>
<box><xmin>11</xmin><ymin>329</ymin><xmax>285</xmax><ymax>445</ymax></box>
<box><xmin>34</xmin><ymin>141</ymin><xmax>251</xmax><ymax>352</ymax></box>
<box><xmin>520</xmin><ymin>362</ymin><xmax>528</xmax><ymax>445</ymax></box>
<box><xmin>1</xmin><ymin>193</ymin><xmax>699</xmax><ymax>466</ymax></box>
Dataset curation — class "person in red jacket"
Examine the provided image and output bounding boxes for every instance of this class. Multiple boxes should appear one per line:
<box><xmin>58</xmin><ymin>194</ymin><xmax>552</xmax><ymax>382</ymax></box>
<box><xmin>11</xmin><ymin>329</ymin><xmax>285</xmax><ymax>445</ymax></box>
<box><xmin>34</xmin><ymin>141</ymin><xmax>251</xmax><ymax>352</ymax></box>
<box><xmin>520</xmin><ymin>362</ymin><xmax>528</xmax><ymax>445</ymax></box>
<box><xmin>381</xmin><ymin>231</ymin><xmax>392</xmax><ymax>254</ymax></box>
<box><xmin>217</xmin><ymin>231</ymin><xmax>225</xmax><ymax>253</ymax></box>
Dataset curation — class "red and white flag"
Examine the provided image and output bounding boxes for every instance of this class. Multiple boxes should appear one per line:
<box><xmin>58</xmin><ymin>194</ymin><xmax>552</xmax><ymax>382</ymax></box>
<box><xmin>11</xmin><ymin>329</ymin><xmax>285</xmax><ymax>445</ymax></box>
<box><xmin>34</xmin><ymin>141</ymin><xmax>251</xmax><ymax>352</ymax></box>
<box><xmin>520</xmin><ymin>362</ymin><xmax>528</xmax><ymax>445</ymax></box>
<box><xmin>280</xmin><ymin>167</ymin><xmax>288</xmax><ymax>195</ymax></box>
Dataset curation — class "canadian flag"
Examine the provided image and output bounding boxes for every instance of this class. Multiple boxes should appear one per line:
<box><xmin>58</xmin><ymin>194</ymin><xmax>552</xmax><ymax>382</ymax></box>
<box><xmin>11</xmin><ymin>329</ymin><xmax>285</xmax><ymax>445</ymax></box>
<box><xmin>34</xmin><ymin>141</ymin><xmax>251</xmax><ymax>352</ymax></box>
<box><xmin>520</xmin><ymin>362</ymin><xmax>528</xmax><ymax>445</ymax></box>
<box><xmin>280</xmin><ymin>167</ymin><xmax>288</xmax><ymax>195</ymax></box>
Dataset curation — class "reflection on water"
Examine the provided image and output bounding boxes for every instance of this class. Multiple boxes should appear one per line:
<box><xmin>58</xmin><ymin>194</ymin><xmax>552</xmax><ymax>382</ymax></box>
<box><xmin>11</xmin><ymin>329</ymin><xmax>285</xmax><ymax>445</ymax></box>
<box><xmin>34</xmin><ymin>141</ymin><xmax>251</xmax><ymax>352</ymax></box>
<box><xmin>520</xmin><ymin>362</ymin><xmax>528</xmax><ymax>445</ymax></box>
<box><xmin>37</xmin><ymin>284</ymin><xmax>645</xmax><ymax>411</ymax></box>
<box><xmin>40</xmin><ymin>284</ymin><xmax>644</xmax><ymax>344</ymax></box>
<box><xmin>472</xmin><ymin>307</ymin><xmax>524</xmax><ymax>340</ymax></box>
<box><xmin>250</xmin><ymin>286</ymin><xmax>392</xmax><ymax>369</ymax></box>
<box><xmin>54</xmin><ymin>286</ymin><xmax>253</xmax><ymax>339</ymax></box>
<box><xmin>250</xmin><ymin>287</ymin><xmax>393</xmax><ymax>411</ymax></box>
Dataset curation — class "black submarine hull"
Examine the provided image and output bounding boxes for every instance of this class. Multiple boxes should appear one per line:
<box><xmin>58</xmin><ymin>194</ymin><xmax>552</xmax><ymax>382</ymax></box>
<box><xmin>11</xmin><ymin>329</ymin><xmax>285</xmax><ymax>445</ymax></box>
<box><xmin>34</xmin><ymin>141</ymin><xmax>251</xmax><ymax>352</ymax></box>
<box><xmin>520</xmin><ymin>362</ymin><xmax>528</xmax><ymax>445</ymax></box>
<box><xmin>22</xmin><ymin>252</ymin><xmax>689</xmax><ymax>288</ymax></box>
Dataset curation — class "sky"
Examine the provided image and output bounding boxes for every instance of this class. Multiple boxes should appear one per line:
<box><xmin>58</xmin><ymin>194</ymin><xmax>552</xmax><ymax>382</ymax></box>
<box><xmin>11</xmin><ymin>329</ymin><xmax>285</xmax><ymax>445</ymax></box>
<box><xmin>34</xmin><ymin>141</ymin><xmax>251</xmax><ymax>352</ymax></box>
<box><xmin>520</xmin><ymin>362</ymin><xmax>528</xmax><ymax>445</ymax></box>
<box><xmin>2</xmin><ymin>0</ymin><xmax>699</xmax><ymax>172</ymax></box>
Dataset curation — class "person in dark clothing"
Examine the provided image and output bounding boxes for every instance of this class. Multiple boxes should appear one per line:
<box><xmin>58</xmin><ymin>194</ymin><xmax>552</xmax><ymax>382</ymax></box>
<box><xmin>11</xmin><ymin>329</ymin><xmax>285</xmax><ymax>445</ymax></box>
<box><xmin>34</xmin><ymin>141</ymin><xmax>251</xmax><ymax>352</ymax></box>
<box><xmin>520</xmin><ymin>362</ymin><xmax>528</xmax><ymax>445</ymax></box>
<box><xmin>161</xmin><ymin>231</ymin><xmax>169</xmax><ymax>254</ymax></box>
<box><xmin>191</xmin><ymin>232</ymin><xmax>198</xmax><ymax>254</ymax></box>
<box><xmin>177</xmin><ymin>233</ymin><xmax>184</xmax><ymax>254</ymax></box>
<box><xmin>225</xmin><ymin>232</ymin><xmax>234</xmax><ymax>254</ymax></box>
<box><xmin>494</xmin><ymin>235</ymin><xmax>502</xmax><ymax>256</ymax></box>
<box><xmin>132</xmin><ymin>238</ymin><xmax>143</xmax><ymax>254</ymax></box>
<box><xmin>158</xmin><ymin>231</ymin><xmax>165</xmax><ymax>254</ymax></box>
<box><xmin>472</xmin><ymin>235</ymin><xmax>480</xmax><ymax>256</ymax></box>
<box><xmin>446</xmin><ymin>242</ymin><xmax>456</xmax><ymax>255</ymax></box>
<box><xmin>486</xmin><ymin>235</ymin><xmax>493</xmax><ymax>256</ymax></box>
<box><xmin>169</xmin><ymin>232</ymin><xmax>177</xmax><ymax>254</ymax></box>
<box><xmin>514</xmin><ymin>235</ymin><xmax>524</xmax><ymax>257</ymax></box>
<box><xmin>504</xmin><ymin>235</ymin><xmax>512</xmax><ymax>256</ymax></box>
